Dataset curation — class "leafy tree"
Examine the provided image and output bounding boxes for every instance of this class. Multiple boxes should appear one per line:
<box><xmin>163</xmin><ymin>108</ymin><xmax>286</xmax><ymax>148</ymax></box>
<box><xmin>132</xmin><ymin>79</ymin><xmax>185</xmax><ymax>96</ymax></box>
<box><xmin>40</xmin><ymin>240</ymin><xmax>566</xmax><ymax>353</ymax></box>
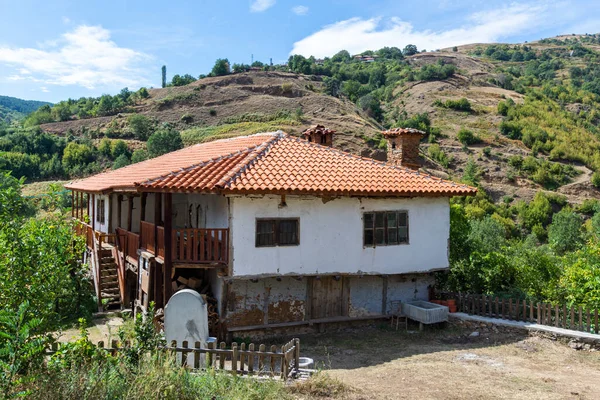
<box><xmin>146</xmin><ymin>129</ymin><xmax>183</xmax><ymax>158</ymax></box>
<box><xmin>171</xmin><ymin>74</ymin><xmax>197</xmax><ymax>86</ymax></box>
<box><xmin>548</xmin><ymin>207</ymin><xmax>584</xmax><ymax>254</ymax></box>
<box><xmin>62</xmin><ymin>142</ymin><xmax>94</xmax><ymax>171</ymax></box>
<box><xmin>98</xmin><ymin>138</ymin><xmax>112</xmax><ymax>157</ymax></box>
<box><xmin>323</xmin><ymin>76</ymin><xmax>341</xmax><ymax>97</ymax></box>
<box><xmin>161</xmin><ymin>65</ymin><xmax>166</xmax><ymax>88</ymax></box>
<box><xmin>127</xmin><ymin>114</ymin><xmax>154</xmax><ymax>141</ymax></box>
<box><xmin>462</xmin><ymin>158</ymin><xmax>481</xmax><ymax>186</ymax></box>
<box><xmin>452</xmin><ymin>46</ymin><xmax>458</xmax><ymax>52</ymax></box>
<box><xmin>331</xmin><ymin>50</ymin><xmax>352</xmax><ymax>63</ymax></box>
<box><xmin>376</xmin><ymin>47</ymin><xmax>403</xmax><ymax>60</ymax></box>
<box><xmin>131</xmin><ymin>149</ymin><xmax>149</xmax><ymax>163</ymax></box>
<box><xmin>210</xmin><ymin>59</ymin><xmax>230</xmax><ymax>76</ymax></box>
<box><xmin>403</xmin><ymin>44</ymin><xmax>418</xmax><ymax>56</ymax></box>
<box><xmin>110</xmin><ymin>140</ymin><xmax>129</xmax><ymax>159</ymax></box>
<box><xmin>112</xmin><ymin>154</ymin><xmax>130</xmax><ymax>169</ymax></box>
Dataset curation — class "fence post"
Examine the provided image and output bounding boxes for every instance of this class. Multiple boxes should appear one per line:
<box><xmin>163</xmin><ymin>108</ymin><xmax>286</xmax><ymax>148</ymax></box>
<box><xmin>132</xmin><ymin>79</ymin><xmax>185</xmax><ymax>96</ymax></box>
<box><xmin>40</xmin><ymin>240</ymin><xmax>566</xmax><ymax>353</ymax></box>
<box><xmin>587</xmin><ymin>308</ymin><xmax>592</xmax><ymax>333</ymax></box>
<box><xmin>194</xmin><ymin>341</ymin><xmax>201</xmax><ymax>370</ymax></box>
<box><xmin>258</xmin><ymin>344</ymin><xmax>266</xmax><ymax>372</ymax></box>
<box><xmin>562</xmin><ymin>304</ymin><xmax>567</xmax><ymax>328</ymax></box>
<box><xmin>219</xmin><ymin>342</ymin><xmax>226</xmax><ymax>370</ymax></box>
<box><xmin>181</xmin><ymin>341</ymin><xmax>189</xmax><ymax>367</ymax></box>
<box><xmin>529</xmin><ymin>301</ymin><xmax>533</xmax><ymax>322</ymax></box>
<box><xmin>240</xmin><ymin>343</ymin><xmax>246</xmax><ymax>373</ymax></box>
<box><xmin>579</xmin><ymin>306</ymin><xmax>583</xmax><ymax>331</ymax></box>
<box><xmin>270</xmin><ymin>345</ymin><xmax>277</xmax><ymax>375</ymax></box>
<box><xmin>232</xmin><ymin>342</ymin><xmax>238</xmax><ymax>376</ymax></box>
<box><xmin>294</xmin><ymin>338</ymin><xmax>300</xmax><ymax>375</ymax></box>
<box><xmin>248</xmin><ymin>343</ymin><xmax>255</xmax><ymax>374</ymax></box>
<box><xmin>206</xmin><ymin>341</ymin><xmax>214</xmax><ymax>368</ymax></box>
<box><xmin>111</xmin><ymin>339</ymin><xmax>119</xmax><ymax>357</ymax></box>
<box><xmin>595</xmin><ymin>309</ymin><xmax>599</xmax><ymax>334</ymax></box>
<box><xmin>522</xmin><ymin>300</ymin><xmax>527</xmax><ymax>322</ymax></box>
<box><xmin>537</xmin><ymin>303</ymin><xmax>541</xmax><ymax>324</ymax></box>
<box><xmin>501</xmin><ymin>299</ymin><xmax>506</xmax><ymax>319</ymax></box>
<box><xmin>555</xmin><ymin>305</ymin><xmax>559</xmax><ymax>327</ymax></box>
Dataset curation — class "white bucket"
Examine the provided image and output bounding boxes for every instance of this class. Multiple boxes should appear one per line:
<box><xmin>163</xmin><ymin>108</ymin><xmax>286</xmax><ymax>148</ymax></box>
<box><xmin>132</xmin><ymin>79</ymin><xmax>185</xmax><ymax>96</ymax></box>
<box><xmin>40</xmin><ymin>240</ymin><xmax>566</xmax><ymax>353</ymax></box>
<box><xmin>298</xmin><ymin>357</ymin><xmax>314</xmax><ymax>368</ymax></box>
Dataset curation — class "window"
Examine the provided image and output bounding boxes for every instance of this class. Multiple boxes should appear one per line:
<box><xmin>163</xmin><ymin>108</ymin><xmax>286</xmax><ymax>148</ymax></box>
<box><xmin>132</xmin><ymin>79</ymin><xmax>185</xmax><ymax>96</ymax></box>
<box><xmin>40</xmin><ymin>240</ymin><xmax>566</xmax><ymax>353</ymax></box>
<box><xmin>256</xmin><ymin>218</ymin><xmax>299</xmax><ymax>247</ymax></box>
<box><xmin>363</xmin><ymin>211</ymin><xmax>408</xmax><ymax>247</ymax></box>
<box><xmin>96</xmin><ymin>198</ymin><xmax>105</xmax><ymax>224</ymax></box>
<box><xmin>320</xmin><ymin>134</ymin><xmax>327</xmax><ymax>144</ymax></box>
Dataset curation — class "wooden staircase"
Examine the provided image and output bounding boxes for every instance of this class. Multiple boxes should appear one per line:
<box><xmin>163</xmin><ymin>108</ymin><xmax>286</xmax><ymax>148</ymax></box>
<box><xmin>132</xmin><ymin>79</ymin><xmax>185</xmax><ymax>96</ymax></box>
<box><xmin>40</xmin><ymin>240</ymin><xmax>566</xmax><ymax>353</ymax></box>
<box><xmin>98</xmin><ymin>247</ymin><xmax>121</xmax><ymax>309</ymax></box>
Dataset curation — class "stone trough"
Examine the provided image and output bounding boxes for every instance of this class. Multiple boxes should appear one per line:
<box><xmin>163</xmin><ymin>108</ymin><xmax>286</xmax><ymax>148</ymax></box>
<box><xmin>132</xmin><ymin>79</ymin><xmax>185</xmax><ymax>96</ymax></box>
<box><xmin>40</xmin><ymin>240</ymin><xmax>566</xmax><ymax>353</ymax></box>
<box><xmin>403</xmin><ymin>300</ymin><xmax>448</xmax><ymax>328</ymax></box>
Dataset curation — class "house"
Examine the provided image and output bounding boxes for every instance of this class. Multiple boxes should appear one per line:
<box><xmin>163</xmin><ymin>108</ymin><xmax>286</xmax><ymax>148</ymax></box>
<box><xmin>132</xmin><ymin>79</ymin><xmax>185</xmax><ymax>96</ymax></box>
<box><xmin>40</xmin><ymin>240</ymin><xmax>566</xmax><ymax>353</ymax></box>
<box><xmin>66</xmin><ymin>126</ymin><xmax>475</xmax><ymax>338</ymax></box>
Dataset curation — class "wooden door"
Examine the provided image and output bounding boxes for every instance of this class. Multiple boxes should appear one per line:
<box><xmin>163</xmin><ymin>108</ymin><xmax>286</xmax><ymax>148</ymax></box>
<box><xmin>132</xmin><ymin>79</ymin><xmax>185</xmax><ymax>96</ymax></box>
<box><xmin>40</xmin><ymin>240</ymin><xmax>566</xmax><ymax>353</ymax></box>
<box><xmin>311</xmin><ymin>277</ymin><xmax>346</xmax><ymax>319</ymax></box>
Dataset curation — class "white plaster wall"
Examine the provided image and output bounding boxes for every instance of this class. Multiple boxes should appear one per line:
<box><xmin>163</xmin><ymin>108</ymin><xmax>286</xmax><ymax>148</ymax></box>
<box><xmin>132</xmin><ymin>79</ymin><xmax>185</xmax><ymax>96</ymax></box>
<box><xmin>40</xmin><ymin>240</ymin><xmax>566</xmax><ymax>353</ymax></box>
<box><xmin>230</xmin><ymin>195</ymin><xmax>450</xmax><ymax>277</ymax></box>
<box><xmin>172</xmin><ymin>193</ymin><xmax>228</xmax><ymax>229</ymax></box>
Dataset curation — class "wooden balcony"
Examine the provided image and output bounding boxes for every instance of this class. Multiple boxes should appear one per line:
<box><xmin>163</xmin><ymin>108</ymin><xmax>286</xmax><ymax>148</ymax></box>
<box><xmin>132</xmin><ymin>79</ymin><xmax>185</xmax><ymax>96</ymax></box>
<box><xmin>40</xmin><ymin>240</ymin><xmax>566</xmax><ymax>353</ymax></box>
<box><xmin>137</xmin><ymin>222</ymin><xmax>228</xmax><ymax>265</ymax></box>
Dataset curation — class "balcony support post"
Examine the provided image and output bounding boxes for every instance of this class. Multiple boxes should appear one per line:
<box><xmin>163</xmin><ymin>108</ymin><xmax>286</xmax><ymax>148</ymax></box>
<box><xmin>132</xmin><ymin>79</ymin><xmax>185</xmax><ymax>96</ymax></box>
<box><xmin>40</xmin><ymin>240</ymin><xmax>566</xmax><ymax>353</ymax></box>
<box><xmin>163</xmin><ymin>193</ymin><xmax>173</xmax><ymax>303</ymax></box>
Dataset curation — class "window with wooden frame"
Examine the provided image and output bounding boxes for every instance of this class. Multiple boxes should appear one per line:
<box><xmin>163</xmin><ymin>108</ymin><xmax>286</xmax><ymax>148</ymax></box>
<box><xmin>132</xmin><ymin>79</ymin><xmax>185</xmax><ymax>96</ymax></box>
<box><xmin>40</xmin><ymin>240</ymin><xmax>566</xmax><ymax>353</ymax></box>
<box><xmin>96</xmin><ymin>198</ymin><xmax>106</xmax><ymax>224</ymax></box>
<box><xmin>363</xmin><ymin>211</ymin><xmax>408</xmax><ymax>247</ymax></box>
<box><xmin>255</xmin><ymin>218</ymin><xmax>299</xmax><ymax>247</ymax></box>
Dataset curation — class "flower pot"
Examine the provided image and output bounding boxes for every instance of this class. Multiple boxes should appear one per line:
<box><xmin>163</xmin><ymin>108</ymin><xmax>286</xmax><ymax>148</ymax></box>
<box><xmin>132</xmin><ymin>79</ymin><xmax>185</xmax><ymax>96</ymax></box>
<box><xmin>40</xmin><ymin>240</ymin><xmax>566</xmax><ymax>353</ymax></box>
<box><xmin>446</xmin><ymin>299</ymin><xmax>456</xmax><ymax>307</ymax></box>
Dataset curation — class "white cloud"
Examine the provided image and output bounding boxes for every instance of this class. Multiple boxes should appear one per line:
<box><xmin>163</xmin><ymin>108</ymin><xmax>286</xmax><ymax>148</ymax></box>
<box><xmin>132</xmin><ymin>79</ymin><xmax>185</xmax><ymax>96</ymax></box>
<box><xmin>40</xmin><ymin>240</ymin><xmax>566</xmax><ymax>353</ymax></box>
<box><xmin>292</xmin><ymin>5</ymin><xmax>309</xmax><ymax>16</ymax></box>
<box><xmin>40</xmin><ymin>86</ymin><xmax>49</xmax><ymax>93</ymax></box>
<box><xmin>62</xmin><ymin>16</ymin><xmax>71</xmax><ymax>24</ymax></box>
<box><xmin>291</xmin><ymin>3</ymin><xmax>550</xmax><ymax>57</ymax></box>
<box><xmin>0</xmin><ymin>25</ymin><xmax>152</xmax><ymax>90</ymax></box>
<box><xmin>250</xmin><ymin>0</ymin><xmax>276</xmax><ymax>13</ymax></box>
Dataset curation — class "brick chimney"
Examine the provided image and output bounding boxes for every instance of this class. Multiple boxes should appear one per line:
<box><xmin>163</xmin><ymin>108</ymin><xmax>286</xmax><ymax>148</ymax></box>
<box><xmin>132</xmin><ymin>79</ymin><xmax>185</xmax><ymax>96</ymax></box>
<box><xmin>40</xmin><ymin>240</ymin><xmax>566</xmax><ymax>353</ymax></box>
<box><xmin>382</xmin><ymin>128</ymin><xmax>425</xmax><ymax>170</ymax></box>
<box><xmin>301</xmin><ymin>125</ymin><xmax>335</xmax><ymax>147</ymax></box>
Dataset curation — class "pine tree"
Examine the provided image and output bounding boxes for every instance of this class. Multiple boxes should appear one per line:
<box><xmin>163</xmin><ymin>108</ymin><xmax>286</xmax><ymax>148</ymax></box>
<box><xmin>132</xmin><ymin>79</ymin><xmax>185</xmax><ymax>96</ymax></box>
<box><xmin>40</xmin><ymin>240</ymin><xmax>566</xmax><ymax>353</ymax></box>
<box><xmin>161</xmin><ymin>65</ymin><xmax>167</xmax><ymax>88</ymax></box>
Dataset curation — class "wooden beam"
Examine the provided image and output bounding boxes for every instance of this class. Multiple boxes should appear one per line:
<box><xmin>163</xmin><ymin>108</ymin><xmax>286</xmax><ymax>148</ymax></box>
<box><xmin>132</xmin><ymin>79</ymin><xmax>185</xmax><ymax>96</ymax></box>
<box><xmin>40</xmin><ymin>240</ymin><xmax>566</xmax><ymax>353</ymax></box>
<box><xmin>107</xmin><ymin>194</ymin><xmax>113</xmax><ymax>234</ymax></box>
<box><xmin>127</xmin><ymin>196</ymin><xmax>133</xmax><ymax>232</ymax></box>
<box><xmin>154</xmin><ymin>193</ymin><xmax>161</xmax><ymax>255</ymax></box>
<box><xmin>71</xmin><ymin>191</ymin><xmax>74</xmax><ymax>218</ymax></box>
<box><xmin>139</xmin><ymin>192</ymin><xmax>147</xmax><ymax>233</ymax></box>
<box><xmin>163</xmin><ymin>193</ymin><xmax>173</xmax><ymax>303</ymax></box>
<box><xmin>117</xmin><ymin>195</ymin><xmax>123</xmax><ymax>229</ymax></box>
<box><xmin>91</xmin><ymin>194</ymin><xmax>96</xmax><ymax>231</ymax></box>
<box><xmin>305</xmin><ymin>277</ymin><xmax>313</xmax><ymax>321</ymax></box>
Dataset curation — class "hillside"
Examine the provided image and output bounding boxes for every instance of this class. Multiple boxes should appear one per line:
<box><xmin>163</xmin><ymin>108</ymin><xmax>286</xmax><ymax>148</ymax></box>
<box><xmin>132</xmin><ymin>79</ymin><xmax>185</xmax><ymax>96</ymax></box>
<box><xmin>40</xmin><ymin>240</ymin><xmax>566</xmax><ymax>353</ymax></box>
<box><xmin>0</xmin><ymin>95</ymin><xmax>51</xmax><ymax>124</ymax></box>
<box><xmin>7</xmin><ymin>33</ymin><xmax>600</xmax><ymax>206</ymax></box>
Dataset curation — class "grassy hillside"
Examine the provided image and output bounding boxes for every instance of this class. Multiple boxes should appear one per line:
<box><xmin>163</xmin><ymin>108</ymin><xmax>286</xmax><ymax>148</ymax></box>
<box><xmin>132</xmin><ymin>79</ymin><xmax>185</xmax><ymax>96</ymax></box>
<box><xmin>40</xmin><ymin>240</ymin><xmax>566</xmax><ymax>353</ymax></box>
<box><xmin>0</xmin><ymin>95</ymin><xmax>51</xmax><ymax>124</ymax></box>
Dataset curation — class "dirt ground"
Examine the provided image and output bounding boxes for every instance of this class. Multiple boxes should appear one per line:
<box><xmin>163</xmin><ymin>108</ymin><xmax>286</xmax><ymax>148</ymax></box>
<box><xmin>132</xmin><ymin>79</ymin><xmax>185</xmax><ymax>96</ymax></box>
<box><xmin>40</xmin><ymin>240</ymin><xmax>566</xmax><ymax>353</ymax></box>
<box><xmin>297</xmin><ymin>323</ymin><xmax>600</xmax><ymax>400</ymax></box>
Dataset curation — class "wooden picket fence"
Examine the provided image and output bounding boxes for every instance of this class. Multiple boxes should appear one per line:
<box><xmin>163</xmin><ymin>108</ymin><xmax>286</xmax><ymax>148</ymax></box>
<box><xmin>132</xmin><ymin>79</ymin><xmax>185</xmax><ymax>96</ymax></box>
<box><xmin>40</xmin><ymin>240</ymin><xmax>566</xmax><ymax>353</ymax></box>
<box><xmin>46</xmin><ymin>338</ymin><xmax>301</xmax><ymax>379</ymax></box>
<box><xmin>455</xmin><ymin>293</ymin><xmax>600</xmax><ymax>334</ymax></box>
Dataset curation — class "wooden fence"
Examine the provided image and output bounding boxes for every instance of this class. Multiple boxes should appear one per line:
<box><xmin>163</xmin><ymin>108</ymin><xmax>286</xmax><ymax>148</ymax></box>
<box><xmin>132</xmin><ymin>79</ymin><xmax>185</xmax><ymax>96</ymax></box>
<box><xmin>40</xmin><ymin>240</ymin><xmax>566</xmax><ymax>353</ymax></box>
<box><xmin>456</xmin><ymin>293</ymin><xmax>600</xmax><ymax>334</ymax></box>
<box><xmin>46</xmin><ymin>338</ymin><xmax>301</xmax><ymax>379</ymax></box>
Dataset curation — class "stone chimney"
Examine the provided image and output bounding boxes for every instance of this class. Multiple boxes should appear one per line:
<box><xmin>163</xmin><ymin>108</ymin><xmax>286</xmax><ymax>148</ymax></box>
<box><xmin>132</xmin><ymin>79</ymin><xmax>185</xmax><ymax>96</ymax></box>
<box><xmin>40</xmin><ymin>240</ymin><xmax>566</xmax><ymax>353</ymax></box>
<box><xmin>301</xmin><ymin>125</ymin><xmax>335</xmax><ymax>147</ymax></box>
<box><xmin>382</xmin><ymin>128</ymin><xmax>425</xmax><ymax>170</ymax></box>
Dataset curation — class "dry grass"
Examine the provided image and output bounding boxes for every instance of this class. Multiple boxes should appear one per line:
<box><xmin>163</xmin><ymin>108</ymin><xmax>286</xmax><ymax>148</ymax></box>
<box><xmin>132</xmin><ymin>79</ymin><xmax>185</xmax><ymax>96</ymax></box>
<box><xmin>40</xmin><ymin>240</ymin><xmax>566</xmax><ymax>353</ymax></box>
<box><xmin>289</xmin><ymin>372</ymin><xmax>351</xmax><ymax>399</ymax></box>
<box><xmin>295</xmin><ymin>325</ymin><xmax>600</xmax><ymax>399</ymax></box>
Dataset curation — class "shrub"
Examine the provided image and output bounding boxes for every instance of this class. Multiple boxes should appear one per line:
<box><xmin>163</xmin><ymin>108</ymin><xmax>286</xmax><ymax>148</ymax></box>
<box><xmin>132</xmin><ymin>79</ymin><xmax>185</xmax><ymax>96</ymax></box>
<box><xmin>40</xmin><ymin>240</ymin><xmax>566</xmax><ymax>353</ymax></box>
<box><xmin>427</xmin><ymin>144</ymin><xmax>451</xmax><ymax>168</ymax></box>
<box><xmin>548</xmin><ymin>207</ymin><xmax>584</xmax><ymax>254</ymax></box>
<box><xmin>112</xmin><ymin>154</ymin><xmax>130</xmax><ymax>170</ymax></box>
<box><xmin>180</xmin><ymin>114</ymin><xmax>193</xmax><ymax>123</ymax></box>
<box><xmin>147</xmin><ymin>129</ymin><xmax>183</xmax><ymax>158</ymax></box>
<box><xmin>127</xmin><ymin>114</ymin><xmax>154</xmax><ymax>141</ymax></box>
<box><xmin>110</xmin><ymin>140</ymin><xmax>129</xmax><ymax>159</ymax></box>
<box><xmin>483</xmin><ymin>147</ymin><xmax>492</xmax><ymax>157</ymax></box>
<box><xmin>457</xmin><ymin>128</ymin><xmax>479</xmax><ymax>145</ymax></box>
<box><xmin>131</xmin><ymin>149</ymin><xmax>149</xmax><ymax>163</ymax></box>
<box><xmin>499</xmin><ymin>120</ymin><xmax>522</xmax><ymax>139</ymax></box>
<box><xmin>209</xmin><ymin>109</ymin><xmax>217</xmax><ymax>116</ymax></box>
<box><xmin>592</xmin><ymin>172</ymin><xmax>600</xmax><ymax>188</ymax></box>
<box><xmin>281</xmin><ymin>83</ymin><xmax>293</xmax><ymax>93</ymax></box>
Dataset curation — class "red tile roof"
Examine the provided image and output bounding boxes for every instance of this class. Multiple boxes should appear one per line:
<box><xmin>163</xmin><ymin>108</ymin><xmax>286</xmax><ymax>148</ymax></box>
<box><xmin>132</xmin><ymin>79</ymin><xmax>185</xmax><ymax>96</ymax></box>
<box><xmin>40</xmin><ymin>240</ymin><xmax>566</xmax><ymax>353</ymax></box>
<box><xmin>66</xmin><ymin>131</ymin><xmax>476</xmax><ymax>197</ymax></box>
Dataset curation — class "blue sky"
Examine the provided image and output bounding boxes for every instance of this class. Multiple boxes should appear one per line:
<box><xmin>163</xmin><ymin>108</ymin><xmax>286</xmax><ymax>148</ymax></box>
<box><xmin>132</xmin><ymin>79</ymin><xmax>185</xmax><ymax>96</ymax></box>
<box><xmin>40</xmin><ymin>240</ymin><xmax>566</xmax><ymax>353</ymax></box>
<box><xmin>1</xmin><ymin>0</ymin><xmax>599</xmax><ymax>102</ymax></box>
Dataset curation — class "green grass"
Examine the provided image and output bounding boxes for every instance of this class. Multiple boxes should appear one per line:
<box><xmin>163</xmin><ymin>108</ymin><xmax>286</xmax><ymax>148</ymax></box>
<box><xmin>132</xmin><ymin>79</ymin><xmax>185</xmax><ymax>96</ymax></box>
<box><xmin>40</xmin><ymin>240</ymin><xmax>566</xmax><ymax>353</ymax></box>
<box><xmin>181</xmin><ymin>119</ymin><xmax>301</xmax><ymax>146</ymax></box>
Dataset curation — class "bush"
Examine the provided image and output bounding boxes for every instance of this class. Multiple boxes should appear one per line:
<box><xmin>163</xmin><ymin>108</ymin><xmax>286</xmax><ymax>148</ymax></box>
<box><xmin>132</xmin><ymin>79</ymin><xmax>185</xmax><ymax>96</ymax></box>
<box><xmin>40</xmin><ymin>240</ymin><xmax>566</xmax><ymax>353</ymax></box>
<box><xmin>435</xmin><ymin>98</ymin><xmax>472</xmax><ymax>112</ymax></box>
<box><xmin>209</xmin><ymin>109</ymin><xmax>217</xmax><ymax>116</ymax></box>
<box><xmin>281</xmin><ymin>83</ymin><xmax>293</xmax><ymax>94</ymax></box>
<box><xmin>457</xmin><ymin>128</ymin><xmax>479</xmax><ymax>145</ymax></box>
<box><xmin>180</xmin><ymin>114</ymin><xmax>193</xmax><ymax>123</ymax></box>
<box><xmin>548</xmin><ymin>208</ymin><xmax>584</xmax><ymax>254</ymax></box>
<box><xmin>427</xmin><ymin>144</ymin><xmax>451</xmax><ymax>168</ymax></box>
<box><xmin>147</xmin><ymin>129</ymin><xmax>183</xmax><ymax>158</ymax></box>
<box><xmin>127</xmin><ymin>114</ymin><xmax>154</xmax><ymax>141</ymax></box>
<box><xmin>112</xmin><ymin>154</ymin><xmax>130</xmax><ymax>170</ymax></box>
<box><xmin>131</xmin><ymin>149</ymin><xmax>149</xmax><ymax>163</ymax></box>
<box><xmin>110</xmin><ymin>140</ymin><xmax>129</xmax><ymax>159</ymax></box>
<box><xmin>592</xmin><ymin>172</ymin><xmax>600</xmax><ymax>188</ymax></box>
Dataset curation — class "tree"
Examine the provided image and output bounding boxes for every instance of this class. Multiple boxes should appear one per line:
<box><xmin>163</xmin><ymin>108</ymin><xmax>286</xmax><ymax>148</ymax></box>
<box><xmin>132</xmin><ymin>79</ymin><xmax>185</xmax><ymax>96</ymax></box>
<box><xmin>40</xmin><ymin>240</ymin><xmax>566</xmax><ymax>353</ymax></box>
<box><xmin>403</xmin><ymin>44</ymin><xmax>418</xmax><ymax>56</ymax></box>
<box><xmin>548</xmin><ymin>207</ymin><xmax>584</xmax><ymax>254</ymax></box>
<box><xmin>161</xmin><ymin>65</ymin><xmax>167</xmax><ymax>88</ymax></box>
<box><xmin>62</xmin><ymin>142</ymin><xmax>93</xmax><ymax>171</ymax></box>
<box><xmin>457</xmin><ymin>128</ymin><xmax>479</xmax><ymax>145</ymax></box>
<box><xmin>376</xmin><ymin>47</ymin><xmax>403</xmax><ymax>60</ymax></box>
<box><xmin>452</xmin><ymin>46</ymin><xmax>458</xmax><ymax>52</ymax></box>
<box><xmin>127</xmin><ymin>114</ymin><xmax>154</xmax><ymax>141</ymax></box>
<box><xmin>210</xmin><ymin>59</ymin><xmax>230</xmax><ymax>76</ymax></box>
<box><xmin>131</xmin><ymin>149</ymin><xmax>149</xmax><ymax>163</ymax></box>
<box><xmin>110</xmin><ymin>140</ymin><xmax>129</xmax><ymax>159</ymax></box>
<box><xmin>146</xmin><ymin>129</ymin><xmax>183</xmax><ymax>158</ymax></box>
<box><xmin>171</xmin><ymin>74</ymin><xmax>197</xmax><ymax>86</ymax></box>
<box><xmin>98</xmin><ymin>138</ymin><xmax>112</xmax><ymax>157</ymax></box>
<box><xmin>112</xmin><ymin>154</ymin><xmax>130</xmax><ymax>169</ymax></box>
<box><xmin>331</xmin><ymin>50</ymin><xmax>352</xmax><ymax>63</ymax></box>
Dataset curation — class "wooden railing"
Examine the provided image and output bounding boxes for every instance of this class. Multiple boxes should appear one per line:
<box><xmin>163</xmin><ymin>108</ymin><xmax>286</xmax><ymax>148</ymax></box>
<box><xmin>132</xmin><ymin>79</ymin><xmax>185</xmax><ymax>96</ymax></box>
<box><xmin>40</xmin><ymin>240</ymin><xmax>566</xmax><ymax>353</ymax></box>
<box><xmin>456</xmin><ymin>293</ymin><xmax>600</xmax><ymax>334</ymax></box>
<box><xmin>157</xmin><ymin>226</ymin><xmax>165</xmax><ymax>259</ymax></box>
<box><xmin>116</xmin><ymin>228</ymin><xmax>140</xmax><ymax>262</ymax></box>
<box><xmin>140</xmin><ymin>221</ymin><xmax>156</xmax><ymax>253</ymax></box>
<box><xmin>46</xmin><ymin>338</ymin><xmax>301</xmax><ymax>378</ymax></box>
<box><xmin>74</xmin><ymin>220</ymin><xmax>94</xmax><ymax>249</ymax></box>
<box><xmin>172</xmin><ymin>228</ymin><xmax>229</xmax><ymax>264</ymax></box>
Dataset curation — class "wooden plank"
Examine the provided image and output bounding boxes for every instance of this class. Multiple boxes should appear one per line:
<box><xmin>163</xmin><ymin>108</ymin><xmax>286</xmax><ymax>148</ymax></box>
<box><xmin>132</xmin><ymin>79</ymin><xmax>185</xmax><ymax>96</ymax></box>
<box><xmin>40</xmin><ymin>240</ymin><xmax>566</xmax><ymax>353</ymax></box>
<box><xmin>595</xmin><ymin>309</ymin><xmax>599</xmax><ymax>334</ymax></box>
<box><xmin>555</xmin><ymin>305</ymin><xmax>559</xmax><ymax>327</ymax></box>
<box><xmin>240</xmin><ymin>343</ymin><xmax>246</xmax><ymax>372</ymax></box>
<box><xmin>213</xmin><ymin>230</ymin><xmax>219</xmax><ymax>262</ymax></box>
<box><xmin>570</xmin><ymin>306</ymin><xmax>575</xmax><ymax>330</ymax></box>
<box><xmin>258</xmin><ymin>344</ymin><xmax>266</xmax><ymax>372</ymax></box>
<box><xmin>587</xmin><ymin>308</ymin><xmax>592</xmax><ymax>332</ymax></box>
<box><xmin>248</xmin><ymin>343</ymin><xmax>255</xmax><ymax>374</ymax></box>
<box><xmin>562</xmin><ymin>304</ymin><xmax>567</xmax><ymax>329</ymax></box>
<box><xmin>194</xmin><ymin>341</ymin><xmax>200</xmax><ymax>369</ymax></box>
<box><xmin>270</xmin><ymin>345</ymin><xmax>277</xmax><ymax>374</ymax></box>
<box><xmin>181</xmin><ymin>341</ymin><xmax>189</xmax><ymax>367</ymax></box>
<box><xmin>219</xmin><ymin>342</ymin><xmax>226</xmax><ymax>370</ymax></box>
<box><xmin>294</xmin><ymin>338</ymin><xmax>300</xmax><ymax>374</ymax></box>
<box><xmin>199</xmin><ymin>229</ymin><xmax>205</xmax><ymax>262</ymax></box>
<box><xmin>537</xmin><ymin>303</ymin><xmax>541</xmax><ymax>324</ymax></box>
<box><xmin>501</xmin><ymin>299</ymin><xmax>506</xmax><ymax>319</ymax></box>
<box><xmin>163</xmin><ymin>193</ymin><xmax>173</xmax><ymax>302</ymax></box>
<box><xmin>523</xmin><ymin>300</ymin><xmax>527</xmax><ymax>322</ymax></box>
<box><xmin>231</xmin><ymin>343</ymin><xmax>238</xmax><ymax>376</ymax></box>
<box><xmin>579</xmin><ymin>306</ymin><xmax>583</xmax><ymax>331</ymax></box>
<box><xmin>127</xmin><ymin>195</ymin><xmax>133</xmax><ymax>232</ymax></box>
<box><xmin>495</xmin><ymin>297</ymin><xmax>499</xmax><ymax>318</ymax></box>
<box><xmin>193</xmin><ymin>229</ymin><xmax>199</xmax><ymax>262</ymax></box>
